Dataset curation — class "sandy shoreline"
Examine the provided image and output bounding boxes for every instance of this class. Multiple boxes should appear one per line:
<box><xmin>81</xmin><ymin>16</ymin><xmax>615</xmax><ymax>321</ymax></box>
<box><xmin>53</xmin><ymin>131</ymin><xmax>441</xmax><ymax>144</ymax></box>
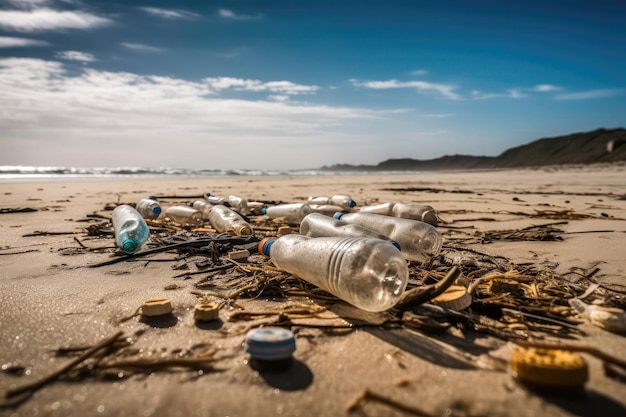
<box><xmin>1</xmin><ymin>166</ymin><xmax>625</xmax><ymax>417</ymax></box>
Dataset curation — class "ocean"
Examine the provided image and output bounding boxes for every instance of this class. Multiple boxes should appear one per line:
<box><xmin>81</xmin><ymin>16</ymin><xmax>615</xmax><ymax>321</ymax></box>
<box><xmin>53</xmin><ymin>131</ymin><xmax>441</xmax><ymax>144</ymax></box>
<box><xmin>0</xmin><ymin>165</ymin><xmax>418</xmax><ymax>181</ymax></box>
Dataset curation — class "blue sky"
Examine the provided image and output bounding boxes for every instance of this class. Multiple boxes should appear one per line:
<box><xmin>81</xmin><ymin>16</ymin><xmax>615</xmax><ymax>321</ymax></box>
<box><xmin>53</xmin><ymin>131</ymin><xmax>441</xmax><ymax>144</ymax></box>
<box><xmin>0</xmin><ymin>0</ymin><xmax>625</xmax><ymax>170</ymax></box>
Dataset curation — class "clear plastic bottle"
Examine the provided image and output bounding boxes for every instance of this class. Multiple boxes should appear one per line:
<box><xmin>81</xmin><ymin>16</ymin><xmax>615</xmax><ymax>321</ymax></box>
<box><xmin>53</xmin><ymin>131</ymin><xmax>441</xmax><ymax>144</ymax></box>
<box><xmin>300</xmin><ymin>213</ymin><xmax>400</xmax><ymax>249</ymax></box>
<box><xmin>208</xmin><ymin>204</ymin><xmax>253</xmax><ymax>236</ymax></box>
<box><xmin>204</xmin><ymin>194</ymin><xmax>225</xmax><ymax>205</ymax></box>
<box><xmin>358</xmin><ymin>202</ymin><xmax>438</xmax><ymax>225</ymax></box>
<box><xmin>258</xmin><ymin>235</ymin><xmax>408</xmax><ymax>312</ymax></box>
<box><xmin>262</xmin><ymin>203</ymin><xmax>313</xmax><ymax>224</ymax></box>
<box><xmin>165</xmin><ymin>206</ymin><xmax>203</xmax><ymax>226</ymax></box>
<box><xmin>112</xmin><ymin>205</ymin><xmax>151</xmax><ymax>254</ymax></box>
<box><xmin>136</xmin><ymin>198</ymin><xmax>162</xmax><ymax>220</ymax></box>
<box><xmin>307</xmin><ymin>204</ymin><xmax>346</xmax><ymax>217</ymax></box>
<box><xmin>228</xmin><ymin>195</ymin><xmax>251</xmax><ymax>215</ymax></box>
<box><xmin>192</xmin><ymin>200</ymin><xmax>211</xmax><ymax>219</ymax></box>
<box><xmin>307</xmin><ymin>195</ymin><xmax>357</xmax><ymax>209</ymax></box>
<box><xmin>334</xmin><ymin>212</ymin><xmax>442</xmax><ymax>262</ymax></box>
<box><xmin>247</xmin><ymin>201</ymin><xmax>266</xmax><ymax>215</ymax></box>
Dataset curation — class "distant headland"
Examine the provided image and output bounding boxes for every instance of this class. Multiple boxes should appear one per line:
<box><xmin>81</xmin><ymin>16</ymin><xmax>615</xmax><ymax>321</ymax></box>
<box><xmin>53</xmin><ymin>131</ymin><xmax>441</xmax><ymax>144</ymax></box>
<box><xmin>320</xmin><ymin>128</ymin><xmax>626</xmax><ymax>172</ymax></box>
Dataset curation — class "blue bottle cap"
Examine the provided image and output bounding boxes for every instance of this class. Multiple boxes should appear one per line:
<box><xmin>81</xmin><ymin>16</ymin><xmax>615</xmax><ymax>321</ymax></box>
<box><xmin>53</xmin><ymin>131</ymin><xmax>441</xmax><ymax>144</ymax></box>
<box><xmin>347</xmin><ymin>199</ymin><xmax>357</xmax><ymax>208</ymax></box>
<box><xmin>391</xmin><ymin>241</ymin><xmax>401</xmax><ymax>251</ymax></box>
<box><xmin>122</xmin><ymin>239</ymin><xmax>138</xmax><ymax>254</ymax></box>
<box><xmin>261</xmin><ymin>207</ymin><xmax>268</xmax><ymax>215</ymax></box>
<box><xmin>333</xmin><ymin>212</ymin><xmax>346</xmax><ymax>220</ymax></box>
<box><xmin>153</xmin><ymin>206</ymin><xmax>162</xmax><ymax>215</ymax></box>
<box><xmin>257</xmin><ymin>238</ymin><xmax>275</xmax><ymax>256</ymax></box>
<box><xmin>245</xmin><ymin>327</ymin><xmax>296</xmax><ymax>360</ymax></box>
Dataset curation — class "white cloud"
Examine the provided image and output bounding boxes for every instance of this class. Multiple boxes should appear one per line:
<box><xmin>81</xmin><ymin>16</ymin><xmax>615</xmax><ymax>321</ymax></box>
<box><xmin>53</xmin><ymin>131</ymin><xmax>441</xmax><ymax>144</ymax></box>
<box><xmin>218</xmin><ymin>9</ymin><xmax>262</xmax><ymax>20</ymax></box>
<box><xmin>471</xmin><ymin>89</ymin><xmax>527</xmax><ymax>100</ymax></box>
<box><xmin>204</xmin><ymin>77</ymin><xmax>319</xmax><ymax>95</ymax></box>
<box><xmin>555</xmin><ymin>89</ymin><xmax>625</xmax><ymax>100</ymax></box>
<box><xmin>410</xmin><ymin>69</ymin><xmax>428</xmax><ymax>76</ymax></box>
<box><xmin>533</xmin><ymin>84</ymin><xmax>561</xmax><ymax>92</ymax></box>
<box><xmin>352</xmin><ymin>79</ymin><xmax>460</xmax><ymax>100</ymax></box>
<box><xmin>121</xmin><ymin>42</ymin><xmax>163</xmax><ymax>53</ymax></box>
<box><xmin>0</xmin><ymin>8</ymin><xmax>112</xmax><ymax>32</ymax></box>
<box><xmin>0</xmin><ymin>35</ymin><xmax>49</xmax><ymax>47</ymax></box>
<box><xmin>139</xmin><ymin>7</ymin><xmax>199</xmax><ymax>19</ymax></box>
<box><xmin>0</xmin><ymin>58</ymin><xmax>381</xmax><ymax>170</ymax></box>
<box><xmin>56</xmin><ymin>50</ymin><xmax>95</xmax><ymax>62</ymax></box>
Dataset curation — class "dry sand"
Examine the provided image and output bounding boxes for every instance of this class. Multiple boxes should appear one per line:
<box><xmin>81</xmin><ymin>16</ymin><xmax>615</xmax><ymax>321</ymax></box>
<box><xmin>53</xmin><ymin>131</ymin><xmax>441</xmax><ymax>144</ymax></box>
<box><xmin>1</xmin><ymin>165</ymin><xmax>625</xmax><ymax>417</ymax></box>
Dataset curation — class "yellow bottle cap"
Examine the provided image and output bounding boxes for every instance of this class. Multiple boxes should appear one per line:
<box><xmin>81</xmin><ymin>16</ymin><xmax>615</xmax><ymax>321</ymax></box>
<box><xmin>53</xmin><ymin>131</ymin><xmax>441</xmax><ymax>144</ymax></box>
<box><xmin>511</xmin><ymin>347</ymin><xmax>588</xmax><ymax>389</ymax></box>
<box><xmin>140</xmin><ymin>299</ymin><xmax>173</xmax><ymax>317</ymax></box>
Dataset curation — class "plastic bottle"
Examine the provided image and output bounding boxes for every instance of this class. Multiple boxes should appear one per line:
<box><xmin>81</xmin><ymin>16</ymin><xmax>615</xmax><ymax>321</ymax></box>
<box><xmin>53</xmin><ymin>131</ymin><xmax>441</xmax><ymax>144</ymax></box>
<box><xmin>165</xmin><ymin>206</ymin><xmax>203</xmax><ymax>226</ymax></box>
<box><xmin>358</xmin><ymin>202</ymin><xmax>438</xmax><ymax>225</ymax></box>
<box><xmin>228</xmin><ymin>195</ymin><xmax>251</xmax><ymax>215</ymax></box>
<box><xmin>262</xmin><ymin>203</ymin><xmax>313</xmax><ymax>224</ymax></box>
<box><xmin>307</xmin><ymin>195</ymin><xmax>357</xmax><ymax>209</ymax></box>
<box><xmin>308</xmin><ymin>204</ymin><xmax>346</xmax><ymax>217</ymax></box>
<box><xmin>136</xmin><ymin>198</ymin><xmax>162</xmax><ymax>220</ymax></box>
<box><xmin>258</xmin><ymin>235</ymin><xmax>408</xmax><ymax>312</ymax></box>
<box><xmin>247</xmin><ymin>201</ymin><xmax>266</xmax><ymax>215</ymax></box>
<box><xmin>112</xmin><ymin>205</ymin><xmax>151</xmax><ymax>254</ymax></box>
<box><xmin>300</xmin><ymin>213</ymin><xmax>400</xmax><ymax>249</ymax></box>
<box><xmin>334</xmin><ymin>212</ymin><xmax>442</xmax><ymax>262</ymax></box>
<box><xmin>204</xmin><ymin>194</ymin><xmax>224</xmax><ymax>205</ymax></box>
<box><xmin>192</xmin><ymin>200</ymin><xmax>211</xmax><ymax>219</ymax></box>
<box><xmin>208</xmin><ymin>204</ymin><xmax>253</xmax><ymax>236</ymax></box>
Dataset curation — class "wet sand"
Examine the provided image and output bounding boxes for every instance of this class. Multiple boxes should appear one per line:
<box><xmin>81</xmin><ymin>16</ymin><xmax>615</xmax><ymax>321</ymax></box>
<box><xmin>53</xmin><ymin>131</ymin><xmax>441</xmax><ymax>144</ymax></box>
<box><xmin>1</xmin><ymin>164</ymin><xmax>625</xmax><ymax>417</ymax></box>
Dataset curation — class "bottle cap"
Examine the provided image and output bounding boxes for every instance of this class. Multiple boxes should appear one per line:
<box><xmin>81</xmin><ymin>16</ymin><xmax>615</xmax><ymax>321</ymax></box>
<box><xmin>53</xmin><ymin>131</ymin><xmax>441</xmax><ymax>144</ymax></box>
<box><xmin>347</xmin><ymin>199</ymin><xmax>357</xmax><ymax>208</ymax></box>
<box><xmin>245</xmin><ymin>327</ymin><xmax>296</xmax><ymax>360</ymax></box>
<box><xmin>257</xmin><ymin>238</ymin><xmax>275</xmax><ymax>257</ymax></box>
<box><xmin>237</xmin><ymin>226</ymin><xmax>253</xmax><ymax>236</ymax></box>
<box><xmin>261</xmin><ymin>207</ymin><xmax>268</xmax><ymax>215</ymax></box>
<box><xmin>432</xmin><ymin>286</ymin><xmax>472</xmax><ymax>311</ymax></box>
<box><xmin>140</xmin><ymin>299</ymin><xmax>173</xmax><ymax>317</ymax></box>
<box><xmin>511</xmin><ymin>347</ymin><xmax>588</xmax><ymax>390</ymax></box>
<box><xmin>194</xmin><ymin>302</ymin><xmax>220</xmax><ymax>321</ymax></box>
<box><xmin>122</xmin><ymin>239</ymin><xmax>138</xmax><ymax>254</ymax></box>
<box><xmin>152</xmin><ymin>206</ymin><xmax>162</xmax><ymax>215</ymax></box>
<box><xmin>333</xmin><ymin>212</ymin><xmax>346</xmax><ymax>220</ymax></box>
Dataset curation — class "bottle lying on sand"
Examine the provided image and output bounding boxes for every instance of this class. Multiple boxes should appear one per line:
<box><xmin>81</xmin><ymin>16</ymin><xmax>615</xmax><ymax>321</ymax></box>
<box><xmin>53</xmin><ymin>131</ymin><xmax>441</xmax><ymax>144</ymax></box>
<box><xmin>262</xmin><ymin>203</ymin><xmax>313</xmax><ymax>224</ymax></box>
<box><xmin>307</xmin><ymin>204</ymin><xmax>346</xmax><ymax>217</ymax></box>
<box><xmin>228</xmin><ymin>195</ymin><xmax>251</xmax><ymax>215</ymax></box>
<box><xmin>112</xmin><ymin>205</ymin><xmax>150</xmax><ymax>254</ymax></box>
<box><xmin>300</xmin><ymin>213</ymin><xmax>400</xmax><ymax>249</ymax></box>
<box><xmin>135</xmin><ymin>198</ymin><xmax>162</xmax><ymax>220</ymax></box>
<box><xmin>334</xmin><ymin>212</ymin><xmax>442</xmax><ymax>263</ymax></box>
<box><xmin>165</xmin><ymin>206</ymin><xmax>203</xmax><ymax>226</ymax></box>
<box><xmin>208</xmin><ymin>205</ymin><xmax>253</xmax><ymax>236</ymax></box>
<box><xmin>307</xmin><ymin>195</ymin><xmax>357</xmax><ymax>210</ymax></box>
<box><xmin>258</xmin><ymin>235</ymin><xmax>408</xmax><ymax>312</ymax></box>
<box><xmin>358</xmin><ymin>202</ymin><xmax>438</xmax><ymax>225</ymax></box>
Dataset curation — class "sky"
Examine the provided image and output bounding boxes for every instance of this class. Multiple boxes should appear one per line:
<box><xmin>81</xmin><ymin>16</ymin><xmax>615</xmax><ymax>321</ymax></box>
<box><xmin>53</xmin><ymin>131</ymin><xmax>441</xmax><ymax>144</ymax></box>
<box><xmin>0</xmin><ymin>0</ymin><xmax>625</xmax><ymax>170</ymax></box>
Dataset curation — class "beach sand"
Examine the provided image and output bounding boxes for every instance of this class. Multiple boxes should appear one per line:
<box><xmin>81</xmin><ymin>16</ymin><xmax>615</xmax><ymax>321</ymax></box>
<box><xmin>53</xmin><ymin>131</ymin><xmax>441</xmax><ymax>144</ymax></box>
<box><xmin>1</xmin><ymin>165</ymin><xmax>625</xmax><ymax>417</ymax></box>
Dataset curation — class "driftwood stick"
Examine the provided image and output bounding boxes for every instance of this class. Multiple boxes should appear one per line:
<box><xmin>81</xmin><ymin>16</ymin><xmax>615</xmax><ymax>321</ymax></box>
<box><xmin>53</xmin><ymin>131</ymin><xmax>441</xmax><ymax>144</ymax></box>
<box><xmin>395</xmin><ymin>266</ymin><xmax>460</xmax><ymax>310</ymax></box>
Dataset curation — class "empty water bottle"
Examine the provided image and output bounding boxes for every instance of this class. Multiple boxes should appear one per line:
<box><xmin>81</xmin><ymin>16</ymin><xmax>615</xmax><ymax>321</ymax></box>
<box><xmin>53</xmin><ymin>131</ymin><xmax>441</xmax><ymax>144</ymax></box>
<box><xmin>262</xmin><ymin>203</ymin><xmax>313</xmax><ymax>224</ymax></box>
<box><xmin>136</xmin><ymin>198</ymin><xmax>162</xmax><ymax>220</ymax></box>
<box><xmin>308</xmin><ymin>204</ymin><xmax>346</xmax><ymax>217</ymax></box>
<box><xmin>258</xmin><ymin>235</ymin><xmax>408</xmax><ymax>312</ymax></box>
<box><xmin>334</xmin><ymin>212</ymin><xmax>442</xmax><ymax>262</ymax></box>
<box><xmin>358</xmin><ymin>202</ymin><xmax>438</xmax><ymax>225</ymax></box>
<box><xmin>208</xmin><ymin>205</ymin><xmax>253</xmax><ymax>236</ymax></box>
<box><xmin>228</xmin><ymin>195</ymin><xmax>251</xmax><ymax>215</ymax></box>
<box><xmin>112</xmin><ymin>205</ymin><xmax>150</xmax><ymax>254</ymax></box>
<box><xmin>307</xmin><ymin>195</ymin><xmax>357</xmax><ymax>209</ymax></box>
<box><xmin>192</xmin><ymin>200</ymin><xmax>211</xmax><ymax>219</ymax></box>
<box><xmin>165</xmin><ymin>206</ymin><xmax>203</xmax><ymax>226</ymax></box>
<box><xmin>300</xmin><ymin>213</ymin><xmax>399</xmax><ymax>249</ymax></box>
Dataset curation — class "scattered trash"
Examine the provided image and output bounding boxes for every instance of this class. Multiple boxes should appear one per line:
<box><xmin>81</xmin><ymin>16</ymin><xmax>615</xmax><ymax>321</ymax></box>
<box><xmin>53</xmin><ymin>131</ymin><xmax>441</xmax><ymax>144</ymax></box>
<box><xmin>358</xmin><ymin>202</ymin><xmax>439</xmax><ymax>225</ymax></box>
<box><xmin>510</xmin><ymin>347</ymin><xmax>589</xmax><ymax>390</ymax></box>
<box><xmin>207</xmin><ymin>204</ymin><xmax>253</xmax><ymax>236</ymax></box>
<box><xmin>245</xmin><ymin>327</ymin><xmax>296</xmax><ymax>371</ymax></box>
<box><xmin>194</xmin><ymin>302</ymin><xmax>221</xmax><ymax>321</ymax></box>
<box><xmin>307</xmin><ymin>194</ymin><xmax>357</xmax><ymax>209</ymax></box>
<box><xmin>568</xmin><ymin>298</ymin><xmax>626</xmax><ymax>334</ymax></box>
<box><xmin>164</xmin><ymin>205</ymin><xmax>203</xmax><ymax>226</ymax></box>
<box><xmin>135</xmin><ymin>198</ymin><xmax>162</xmax><ymax>220</ymax></box>
<box><xmin>111</xmin><ymin>205</ymin><xmax>150</xmax><ymax>254</ymax></box>
<box><xmin>262</xmin><ymin>203</ymin><xmax>313</xmax><ymax>224</ymax></box>
<box><xmin>140</xmin><ymin>299</ymin><xmax>173</xmax><ymax>317</ymax></box>
<box><xmin>431</xmin><ymin>285</ymin><xmax>472</xmax><ymax>311</ymax></box>
<box><xmin>258</xmin><ymin>235</ymin><xmax>408</xmax><ymax>312</ymax></box>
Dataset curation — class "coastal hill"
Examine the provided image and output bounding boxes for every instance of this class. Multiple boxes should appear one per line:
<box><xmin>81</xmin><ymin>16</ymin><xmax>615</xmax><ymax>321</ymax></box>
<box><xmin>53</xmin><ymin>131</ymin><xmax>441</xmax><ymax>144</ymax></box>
<box><xmin>321</xmin><ymin>128</ymin><xmax>626</xmax><ymax>171</ymax></box>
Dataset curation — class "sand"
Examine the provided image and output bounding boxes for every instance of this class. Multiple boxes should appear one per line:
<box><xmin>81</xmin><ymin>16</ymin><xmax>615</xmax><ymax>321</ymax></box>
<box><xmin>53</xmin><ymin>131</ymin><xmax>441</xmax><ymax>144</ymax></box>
<box><xmin>1</xmin><ymin>165</ymin><xmax>625</xmax><ymax>417</ymax></box>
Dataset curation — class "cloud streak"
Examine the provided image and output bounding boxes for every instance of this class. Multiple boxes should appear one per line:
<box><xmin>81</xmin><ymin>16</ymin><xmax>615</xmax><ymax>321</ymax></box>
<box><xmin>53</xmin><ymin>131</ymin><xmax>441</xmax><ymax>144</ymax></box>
<box><xmin>0</xmin><ymin>36</ymin><xmax>49</xmax><ymax>47</ymax></box>
<box><xmin>0</xmin><ymin>8</ymin><xmax>112</xmax><ymax>32</ymax></box>
<box><xmin>56</xmin><ymin>50</ymin><xmax>96</xmax><ymax>62</ymax></box>
<box><xmin>555</xmin><ymin>89</ymin><xmax>626</xmax><ymax>100</ymax></box>
<box><xmin>218</xmin><ymin>9</ymin><xmax>262</xmax><ymax>21</ymax></box>
<box><xmin>204</xmin><ymin>77</ymin><xmax>319</xmax><ymax>95</ymax></box>
<box><xmin>351</xmin><ymin>79</ymin><xmax>460</xmax><ymax>100</ymax></box>
<box><xmin>139</xmin><ymin>7</ymin><xmax>199</xmax><ymax>20</ymax></box>
<box><xmin>120</xmin><ymin>42</ymin><xmax>163</xmax><ymax>53</ymax></box>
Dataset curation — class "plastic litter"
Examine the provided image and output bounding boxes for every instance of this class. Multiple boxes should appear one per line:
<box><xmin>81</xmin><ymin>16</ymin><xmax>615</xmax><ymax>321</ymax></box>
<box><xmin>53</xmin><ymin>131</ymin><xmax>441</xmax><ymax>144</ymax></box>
<box><xmin>258</xmin><ymin>235</ymin><xmax>408</xmax><ymax>312</ymax></box>
<box><xmin>511</xmin><ymin>347</ymin><xmax>588</xmax><ymax>390</ymax></box>
<box><xmin>431</xmin><ymin>285</ymin><xmax>472</xmax><ymax>311</ymax></box>
<box><xmin>307</xmin><ymin>195</ymin><xmax>357</xmax><ymax>209</ymax></box>
<box><xmin>112</xmin><ymin>205</ymin><xmax>151</xmax><ymax>254</ymax></box>
<box><xmin>140</xmin><ymin>299</ymin><xmax>173</xmax><ymax>317</ymax></box>
<box><xmin>165</xmin><ymin>205</ymin><xmax>203</xmax><ymax>226</ymax></box>
<box><xmin>228</xmin><ymin>195</ymin><xmax>251</xmax><ymax>215</ymax></box>
<box><xmin>194</xmin><ymin>302</ymin><xmax>220</xmax><ymax>321</ymax></box>
<box><xmin>334</xmin><ymin>212</ymin><xmax>442</xmax><ymax>262</ymax></box>
<box><xmin>568</xmin><ymin>298</ymin><xmax>626</xmax><ymax>333</ymax></box>
<box><xmin>358</xmin><ymin>202</ymin><xmax>439</xmax><ymax>225</ymax></box>
<box><xmin>207</xmin><ymin>204</ymin><xmax>253</xmax><ymax>236</ymax></box>
<box><xmin>262</xmin><ymin>203</ymin><xmax>313</xmax><ymax>224</ymax></box>
<box><xmin>245</xmin><ymin>327</ymin><xmax>296</xmax><ymax>370</ymax></box>
<box><xmin>135</xmin><ymin>198</ymin><xmax>162</xmax><ymax>220</ymax></box>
